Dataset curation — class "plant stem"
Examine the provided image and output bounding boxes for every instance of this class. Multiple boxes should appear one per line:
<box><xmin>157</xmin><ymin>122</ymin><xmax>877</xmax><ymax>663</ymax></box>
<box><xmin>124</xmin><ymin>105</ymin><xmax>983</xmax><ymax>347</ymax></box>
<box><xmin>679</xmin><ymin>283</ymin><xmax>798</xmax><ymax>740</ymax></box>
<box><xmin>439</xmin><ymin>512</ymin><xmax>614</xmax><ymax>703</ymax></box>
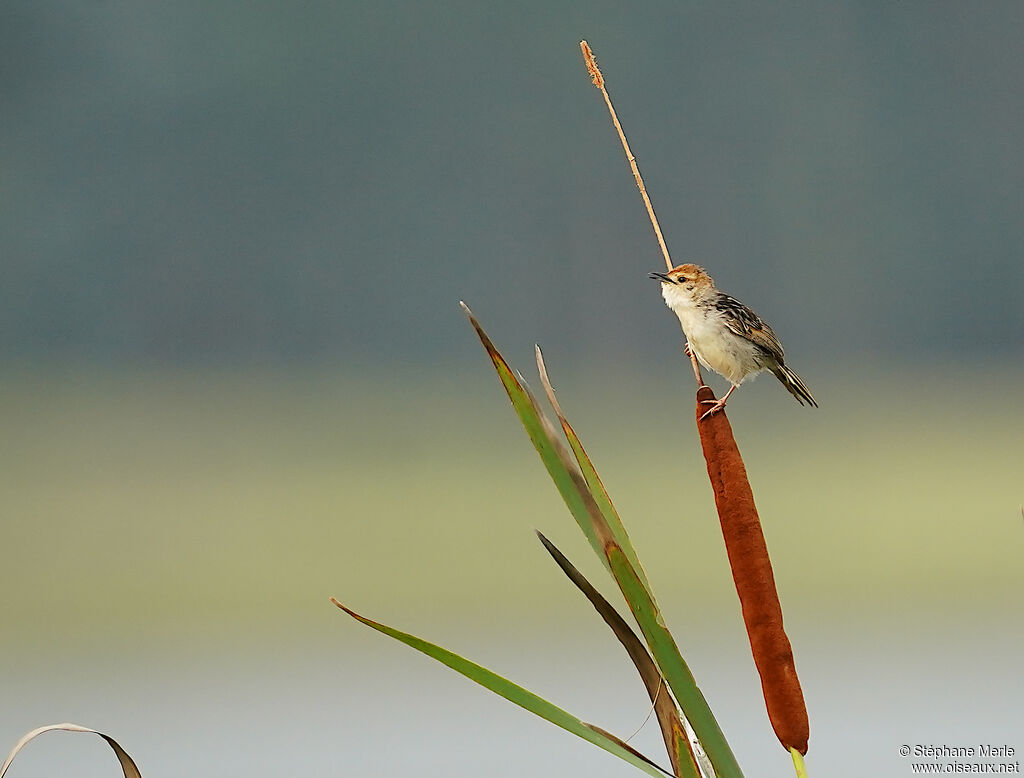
<box><xmin>580</xmin><ymin>41</ymin><xmax>674</xmax><ymax>272</ymax></box>
<box><xmin>791</xmin><ymin>747</ymin><xmax>809</xmax><ymax>778</ymax></box>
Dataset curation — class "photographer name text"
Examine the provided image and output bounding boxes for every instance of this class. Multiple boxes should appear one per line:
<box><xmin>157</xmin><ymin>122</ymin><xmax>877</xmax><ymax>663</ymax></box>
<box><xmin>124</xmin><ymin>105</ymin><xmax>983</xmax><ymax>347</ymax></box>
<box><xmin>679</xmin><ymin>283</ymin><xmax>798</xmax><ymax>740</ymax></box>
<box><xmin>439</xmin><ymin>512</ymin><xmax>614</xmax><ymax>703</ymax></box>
<box><xmin>906</xmin><ymin>746</ymin><xmax>1015</xmax><ymax>759</ymax></box>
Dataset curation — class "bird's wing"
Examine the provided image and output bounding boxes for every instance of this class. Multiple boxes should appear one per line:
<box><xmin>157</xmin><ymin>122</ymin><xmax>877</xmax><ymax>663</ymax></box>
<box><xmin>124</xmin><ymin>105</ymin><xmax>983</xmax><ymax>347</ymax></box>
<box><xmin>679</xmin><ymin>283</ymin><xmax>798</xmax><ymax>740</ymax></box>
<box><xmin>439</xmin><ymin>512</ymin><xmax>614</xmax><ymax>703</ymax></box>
<box><xmin>716</xmin><ymin>295</ymin><xmax>786</xmax><ymax>361</ymax></box>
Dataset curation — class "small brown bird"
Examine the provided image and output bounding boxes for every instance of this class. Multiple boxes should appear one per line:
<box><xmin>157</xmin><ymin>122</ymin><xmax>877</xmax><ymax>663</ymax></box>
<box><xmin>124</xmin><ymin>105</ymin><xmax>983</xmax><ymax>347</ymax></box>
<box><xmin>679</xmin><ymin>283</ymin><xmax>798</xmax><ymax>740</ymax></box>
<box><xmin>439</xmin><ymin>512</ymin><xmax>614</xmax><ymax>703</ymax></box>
<box><xmin>651</xmin><ymin>264</ymin><xmax>817</xmax><ymax>419</ymax></box>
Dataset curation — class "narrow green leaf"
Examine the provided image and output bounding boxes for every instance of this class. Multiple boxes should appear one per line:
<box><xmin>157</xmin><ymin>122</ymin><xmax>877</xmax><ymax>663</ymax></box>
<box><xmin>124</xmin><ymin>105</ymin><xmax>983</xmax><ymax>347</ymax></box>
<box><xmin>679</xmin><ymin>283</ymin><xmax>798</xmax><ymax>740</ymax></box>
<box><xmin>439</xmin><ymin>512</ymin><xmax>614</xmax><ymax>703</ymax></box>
<box><xmin>535</xmin><ymin>345</ymin><xmax>656</xmax><ymax>605</ymax></box>
<box><xmin>538</xmin><ymin>532</ymin><xmax>700</xmax><ymax>778</ymax></box>
<box><xmin>331</xmin><ymin>598</ymin><xmax>672</xmax><ymax>778</ymax></box>
<box><xmin>461</xmin><ymin>305</ymin><xmax>743</xmax><ymax>778</ymax></box>
<box><xmin>461</xmin><ymin>303</ymin><xmax>610</xmax><ymax>568</ymax></box>
<box><xmin>606</xmin><ymin>545</ymin><xmax>744</xmax><ymax>778</ymax></box>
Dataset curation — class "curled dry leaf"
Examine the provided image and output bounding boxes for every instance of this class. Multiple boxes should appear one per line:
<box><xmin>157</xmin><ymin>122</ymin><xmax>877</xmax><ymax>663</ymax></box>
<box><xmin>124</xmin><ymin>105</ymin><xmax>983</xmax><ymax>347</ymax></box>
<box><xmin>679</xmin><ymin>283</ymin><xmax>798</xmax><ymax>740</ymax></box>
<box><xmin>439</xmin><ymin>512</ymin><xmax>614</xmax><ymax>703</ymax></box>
<box><xmin>1</xmin><ymin>723</ymin><xmax>142</xmax><ymax>778</ymax></box>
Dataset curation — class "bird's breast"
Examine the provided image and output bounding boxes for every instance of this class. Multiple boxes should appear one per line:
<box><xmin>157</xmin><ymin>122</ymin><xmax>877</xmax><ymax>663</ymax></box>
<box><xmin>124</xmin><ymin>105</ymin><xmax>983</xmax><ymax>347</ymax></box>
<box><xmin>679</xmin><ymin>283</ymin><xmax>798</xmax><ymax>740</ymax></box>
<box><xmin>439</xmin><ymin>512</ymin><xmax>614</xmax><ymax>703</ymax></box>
<box><xmin>671</xmin><ymin>305</ymin><xmax>762</xmax><ymax>384</ymax></box>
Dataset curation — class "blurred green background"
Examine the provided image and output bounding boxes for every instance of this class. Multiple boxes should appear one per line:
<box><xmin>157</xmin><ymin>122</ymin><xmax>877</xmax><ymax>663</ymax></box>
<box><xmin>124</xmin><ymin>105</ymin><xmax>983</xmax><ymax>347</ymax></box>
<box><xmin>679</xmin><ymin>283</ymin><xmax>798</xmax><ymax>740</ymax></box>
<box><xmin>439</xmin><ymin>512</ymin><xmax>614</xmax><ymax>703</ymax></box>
<box><xmin>2</xmin><ymin>2</ymin><xmax>1022</xmax><ymax>777</ymax></box>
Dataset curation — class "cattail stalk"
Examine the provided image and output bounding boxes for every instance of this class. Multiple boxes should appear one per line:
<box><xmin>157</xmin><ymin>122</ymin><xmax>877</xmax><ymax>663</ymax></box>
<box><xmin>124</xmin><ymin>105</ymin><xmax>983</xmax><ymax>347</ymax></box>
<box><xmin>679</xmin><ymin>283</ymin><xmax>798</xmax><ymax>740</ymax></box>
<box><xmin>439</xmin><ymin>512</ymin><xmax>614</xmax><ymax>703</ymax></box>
<box><xmin>580</xmin><ymin>41</ymin><xmax>674</xmax><ymax>272</ymax></box>
<box><xmin>580</xmin><ymin>38</ymin><xmax>811</xmax><ymax>768</ymax></box>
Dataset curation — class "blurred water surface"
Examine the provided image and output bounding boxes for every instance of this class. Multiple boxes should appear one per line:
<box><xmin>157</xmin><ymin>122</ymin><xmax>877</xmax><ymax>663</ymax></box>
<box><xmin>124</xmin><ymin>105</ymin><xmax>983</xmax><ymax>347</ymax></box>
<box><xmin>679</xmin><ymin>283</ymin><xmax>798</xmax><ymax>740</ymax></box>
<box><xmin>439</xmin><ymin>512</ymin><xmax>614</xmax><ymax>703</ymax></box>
<box><xmin>2</xmin><ymin>365</ymin><xmax>1021</xmax><ymax>776</ymax></box>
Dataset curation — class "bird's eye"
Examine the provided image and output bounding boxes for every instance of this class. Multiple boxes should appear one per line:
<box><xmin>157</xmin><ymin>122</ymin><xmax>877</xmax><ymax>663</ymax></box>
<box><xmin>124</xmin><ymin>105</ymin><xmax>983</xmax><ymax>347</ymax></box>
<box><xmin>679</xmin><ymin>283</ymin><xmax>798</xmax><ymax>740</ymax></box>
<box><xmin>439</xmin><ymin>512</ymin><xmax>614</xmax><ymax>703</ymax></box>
<box><xmin>677</xmin><ymin>276</ymin><xmax>687</xmax><ymax>283</ymax></box>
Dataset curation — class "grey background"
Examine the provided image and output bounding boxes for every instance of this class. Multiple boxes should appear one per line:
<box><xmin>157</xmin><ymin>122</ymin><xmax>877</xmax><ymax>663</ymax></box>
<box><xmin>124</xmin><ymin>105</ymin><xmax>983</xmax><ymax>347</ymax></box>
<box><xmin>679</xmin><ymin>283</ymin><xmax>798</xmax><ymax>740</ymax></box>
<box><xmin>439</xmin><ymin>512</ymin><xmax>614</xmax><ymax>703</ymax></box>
<box><xmin>3</xmin><ymin>1</ymin><xmax>1022</xmax><ymax>366</ymax></box>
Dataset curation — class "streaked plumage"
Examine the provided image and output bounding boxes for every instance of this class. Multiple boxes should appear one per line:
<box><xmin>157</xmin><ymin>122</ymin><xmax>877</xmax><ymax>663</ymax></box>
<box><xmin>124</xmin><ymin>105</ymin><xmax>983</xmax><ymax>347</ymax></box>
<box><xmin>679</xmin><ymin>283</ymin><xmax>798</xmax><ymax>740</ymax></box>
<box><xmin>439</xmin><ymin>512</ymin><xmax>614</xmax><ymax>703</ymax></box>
<box><xmin>650</xmin><ymin>264</ymin><xmax>817</xmax><ymax>417</ymax></box>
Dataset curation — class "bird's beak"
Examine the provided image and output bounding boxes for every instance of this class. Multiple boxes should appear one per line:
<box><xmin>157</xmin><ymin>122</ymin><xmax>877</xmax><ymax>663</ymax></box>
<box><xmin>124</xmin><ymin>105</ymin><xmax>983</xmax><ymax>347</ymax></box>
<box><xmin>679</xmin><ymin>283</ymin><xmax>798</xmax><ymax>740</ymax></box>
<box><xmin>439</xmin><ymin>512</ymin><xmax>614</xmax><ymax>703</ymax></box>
<box><xmin>649</xmin><ymin>272</ymin><xmax>673</xmax><ymax>283</ymax></box>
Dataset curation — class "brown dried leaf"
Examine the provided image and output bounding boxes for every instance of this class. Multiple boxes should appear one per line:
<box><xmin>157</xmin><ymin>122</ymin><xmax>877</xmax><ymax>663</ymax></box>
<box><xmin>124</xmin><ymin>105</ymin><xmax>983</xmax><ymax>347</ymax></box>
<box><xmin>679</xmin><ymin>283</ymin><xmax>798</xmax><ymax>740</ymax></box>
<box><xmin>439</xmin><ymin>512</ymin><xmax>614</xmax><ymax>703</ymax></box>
<box><xmin>537</xmin><ymin>532</ymin><xmax>700</xmax><ymax>778</ymax></box>
<box><xmin>1</xmin><ymin>723</ymin><xmax>142</xmax><ymax>778</ymax></box>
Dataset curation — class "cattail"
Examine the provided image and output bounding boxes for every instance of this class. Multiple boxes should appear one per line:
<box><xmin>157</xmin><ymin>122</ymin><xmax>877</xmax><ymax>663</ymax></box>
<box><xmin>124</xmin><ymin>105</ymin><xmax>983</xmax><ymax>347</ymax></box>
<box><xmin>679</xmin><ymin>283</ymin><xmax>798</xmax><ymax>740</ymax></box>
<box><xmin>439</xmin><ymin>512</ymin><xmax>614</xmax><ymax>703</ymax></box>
<box><xmin>695</xmin><ymin>385</ymin><xmax>809</xmax><ymax>755</ymax></box>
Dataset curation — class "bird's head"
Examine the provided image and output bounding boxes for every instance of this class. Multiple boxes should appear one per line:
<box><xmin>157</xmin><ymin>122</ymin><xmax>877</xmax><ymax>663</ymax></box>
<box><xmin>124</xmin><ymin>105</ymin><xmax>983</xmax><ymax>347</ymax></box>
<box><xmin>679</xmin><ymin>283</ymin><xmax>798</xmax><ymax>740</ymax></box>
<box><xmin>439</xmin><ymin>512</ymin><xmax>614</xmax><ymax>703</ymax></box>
<box><xmin>649</xmin><ymin>263</ymin><xmax>715</xmax><ymax>308</ymax></box>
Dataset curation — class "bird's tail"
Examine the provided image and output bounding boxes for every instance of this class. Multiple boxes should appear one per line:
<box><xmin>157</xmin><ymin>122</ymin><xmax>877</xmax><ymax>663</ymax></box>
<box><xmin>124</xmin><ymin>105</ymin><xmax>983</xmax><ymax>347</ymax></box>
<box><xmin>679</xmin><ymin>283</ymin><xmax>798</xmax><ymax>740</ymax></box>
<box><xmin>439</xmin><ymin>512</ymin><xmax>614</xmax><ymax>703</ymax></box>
<box><xmin>771</xmin><ymin>364</ymin><xmax>818</xmax><ymax>408</ymax></box>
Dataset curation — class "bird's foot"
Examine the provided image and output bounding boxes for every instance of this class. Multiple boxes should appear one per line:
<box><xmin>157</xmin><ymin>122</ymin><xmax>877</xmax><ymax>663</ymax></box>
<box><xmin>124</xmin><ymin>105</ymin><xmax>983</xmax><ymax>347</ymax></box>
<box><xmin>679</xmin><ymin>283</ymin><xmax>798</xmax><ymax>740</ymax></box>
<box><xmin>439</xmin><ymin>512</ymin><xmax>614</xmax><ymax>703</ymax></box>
<box><xmin>683</xmin><ymin>342</ymin><xmax>693</xmax><ymax>357</ymax></box>
<box><xmin>699</xmin><ymin>397</ymin><xmax>728</xmax><ymax>421</ymax></box>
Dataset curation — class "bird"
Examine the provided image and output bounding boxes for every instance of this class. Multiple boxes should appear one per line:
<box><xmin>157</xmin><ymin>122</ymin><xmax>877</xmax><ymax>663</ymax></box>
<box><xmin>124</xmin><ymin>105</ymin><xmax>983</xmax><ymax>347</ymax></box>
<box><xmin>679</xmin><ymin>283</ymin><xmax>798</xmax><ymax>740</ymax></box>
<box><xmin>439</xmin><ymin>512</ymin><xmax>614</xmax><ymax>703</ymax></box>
<box><xmin>650</xmin><ymin>263</ymin><xmax>817</xmax><ymax>420</ymax></box>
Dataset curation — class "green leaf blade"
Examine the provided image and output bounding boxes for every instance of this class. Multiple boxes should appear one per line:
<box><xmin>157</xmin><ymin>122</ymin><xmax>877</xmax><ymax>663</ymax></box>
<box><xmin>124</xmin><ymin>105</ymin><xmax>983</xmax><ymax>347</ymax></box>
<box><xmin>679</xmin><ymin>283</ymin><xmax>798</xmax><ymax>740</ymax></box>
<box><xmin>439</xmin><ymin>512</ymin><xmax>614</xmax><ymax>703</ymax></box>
<box><xmin>461</xmin><ymin>306</ymin><xmax>743</xmax><ymax>778</ymax></box>
<box><xmin>332</xmin><ymin>598</ymin><xmax>671</xmax><ymax>778</ymax></box>
<box><xmin>606</xmin><ymin>545</ymin><xmax>744</xmax><ymax>778</ymax></box>
<box><xmin>538</xmin><ymin>532</ymin><xmax>701</xmax><ymax>778</ymax></box>
<box><xmin>535</xmin><ymin>345</ymin><xmax>657</xmax><ymax>603</ymax></box>
<box><xmin>461</xmin><ymin>303</ymin><xmax>608</xmax><ymax>568</ymax></box>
